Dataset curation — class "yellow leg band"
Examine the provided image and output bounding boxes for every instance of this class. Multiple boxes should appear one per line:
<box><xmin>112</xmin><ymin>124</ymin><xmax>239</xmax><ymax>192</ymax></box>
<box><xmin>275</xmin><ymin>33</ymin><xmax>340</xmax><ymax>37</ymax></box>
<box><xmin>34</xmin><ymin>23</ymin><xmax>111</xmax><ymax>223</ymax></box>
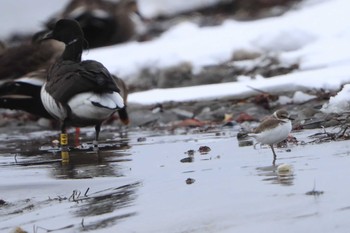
<box><xmin>60</xmin><ymin>133</ymin><xmax>68</xmax><ymax>146</ymax></box>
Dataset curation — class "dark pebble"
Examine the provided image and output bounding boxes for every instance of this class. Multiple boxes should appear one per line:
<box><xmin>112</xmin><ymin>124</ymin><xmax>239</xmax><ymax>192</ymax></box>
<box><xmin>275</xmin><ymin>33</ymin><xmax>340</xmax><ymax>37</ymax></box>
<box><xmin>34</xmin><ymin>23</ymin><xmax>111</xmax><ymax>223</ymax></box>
<box><xmin>198</xmin><ymin>146</ymin><xmax>211</xmax><ymax>154</ymax></box>
<box><xmin>180</xmin><ymin>157</ymin><xmax>194</xmax><ymax>163</ymax></box>
<box><xmin>186</xmin><ymin>178</ymin><xmax>196</xmax><ymax>185</ymax></box>
<box><xmin>137</xmin><ymin>137</ymin><xmax>147</xmax><ymax>142</ymax></box>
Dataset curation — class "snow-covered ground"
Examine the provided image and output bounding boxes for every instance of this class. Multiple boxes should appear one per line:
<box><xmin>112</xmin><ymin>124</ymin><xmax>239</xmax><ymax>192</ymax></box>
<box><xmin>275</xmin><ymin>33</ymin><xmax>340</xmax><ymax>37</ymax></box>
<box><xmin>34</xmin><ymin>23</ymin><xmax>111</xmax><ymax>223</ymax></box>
<box><xmin>85</xmin><ymin>0</ymin><xmax>350</xmax><ymax>110</ymax></box>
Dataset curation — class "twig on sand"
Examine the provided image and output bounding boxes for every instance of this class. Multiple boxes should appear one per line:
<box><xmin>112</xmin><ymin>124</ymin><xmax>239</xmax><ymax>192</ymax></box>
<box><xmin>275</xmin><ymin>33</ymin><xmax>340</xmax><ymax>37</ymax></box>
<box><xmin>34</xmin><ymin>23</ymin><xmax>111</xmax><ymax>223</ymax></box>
<box><xmin>84</xmin><ymin>187</ymin><xmax>90</xmax><ymax>197</ymax></box>
<box><xmin>307</xmin><ymin>126</ymin><xmax>345</xmax><ymax>143</ymax></box>
<box><xmin>69</xmin><ymin>190</ymin><xmax>82</xmax><ymax>202</ymax></box>
<box><xmin>305</xmin><ymin>180</ymin><xmax>324</xmax><ymax>196</ymax></box>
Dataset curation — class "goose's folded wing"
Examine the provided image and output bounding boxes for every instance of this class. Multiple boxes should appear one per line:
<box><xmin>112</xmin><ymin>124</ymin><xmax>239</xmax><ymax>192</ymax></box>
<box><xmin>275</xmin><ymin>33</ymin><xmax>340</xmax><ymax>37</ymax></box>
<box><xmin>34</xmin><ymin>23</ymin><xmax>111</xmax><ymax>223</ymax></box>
<box><xmin>45</xmin><ymin>60</ymin><xmax>119</xmax><ymax>103</ymax></box>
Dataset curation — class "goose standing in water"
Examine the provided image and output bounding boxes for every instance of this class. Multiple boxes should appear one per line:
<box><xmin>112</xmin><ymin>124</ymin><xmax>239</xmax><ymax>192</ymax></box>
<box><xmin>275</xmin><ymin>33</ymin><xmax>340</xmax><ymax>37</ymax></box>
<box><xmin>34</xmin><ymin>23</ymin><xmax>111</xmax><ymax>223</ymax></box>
<box><xmin>40</xmin><ymin>19</ymin><xmax>127</xmax><ymax>150</ymax></box>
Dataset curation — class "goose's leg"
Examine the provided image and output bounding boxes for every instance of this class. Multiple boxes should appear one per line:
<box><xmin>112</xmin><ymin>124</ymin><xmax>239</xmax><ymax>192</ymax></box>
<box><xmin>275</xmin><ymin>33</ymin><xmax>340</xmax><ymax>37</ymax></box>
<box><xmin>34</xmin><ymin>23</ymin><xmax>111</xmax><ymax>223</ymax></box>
<box><xmin>60</xmin><ymin>121</ymin><xmax>68</xmax><ymax>147</ymax></box>
<box><xmin>60</xmin><ymin>121</ymin><xmax>69</xmax><ymax>163</ymax></box>
<box><xmin>93</xmin><ymin>124</ymin><xmax>101</xmax><ymax>151</ymax></box>
<box><xmin>61</xmin><ymin>121</ymin><xmax>67</xmax><ymax>134</ymax></box>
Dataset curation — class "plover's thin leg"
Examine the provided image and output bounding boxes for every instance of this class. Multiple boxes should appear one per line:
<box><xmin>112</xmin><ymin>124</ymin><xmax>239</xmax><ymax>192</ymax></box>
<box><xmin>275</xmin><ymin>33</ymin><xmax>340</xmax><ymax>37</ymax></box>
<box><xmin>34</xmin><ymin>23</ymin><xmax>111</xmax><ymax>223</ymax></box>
<box><xmin>270</xmin><ymin>145</ymin><xmax>277</xmax><ymax>165</ymax></box>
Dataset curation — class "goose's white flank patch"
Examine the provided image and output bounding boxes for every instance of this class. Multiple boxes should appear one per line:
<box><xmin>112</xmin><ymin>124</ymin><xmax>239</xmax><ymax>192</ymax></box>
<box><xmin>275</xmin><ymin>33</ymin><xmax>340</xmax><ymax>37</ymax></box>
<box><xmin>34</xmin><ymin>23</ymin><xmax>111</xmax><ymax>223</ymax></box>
<box><xmin>68</xmin><ymin>92</ymin><xmax>124</xmax><ymax>120</ymax></box>
<box><xmin>40</xmin><ymin>83</ymin><xmax>67</xmax><ymax>120</ymax></box>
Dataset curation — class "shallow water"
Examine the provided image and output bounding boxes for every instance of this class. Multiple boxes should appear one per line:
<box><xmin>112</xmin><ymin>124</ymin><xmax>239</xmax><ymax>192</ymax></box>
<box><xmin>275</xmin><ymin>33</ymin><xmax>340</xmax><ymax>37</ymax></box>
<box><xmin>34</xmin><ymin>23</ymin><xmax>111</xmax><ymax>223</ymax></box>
<box><xmin>1</xmin><ymin>126</ymin><xmax>350</xmax><ymax>232</ymax></box>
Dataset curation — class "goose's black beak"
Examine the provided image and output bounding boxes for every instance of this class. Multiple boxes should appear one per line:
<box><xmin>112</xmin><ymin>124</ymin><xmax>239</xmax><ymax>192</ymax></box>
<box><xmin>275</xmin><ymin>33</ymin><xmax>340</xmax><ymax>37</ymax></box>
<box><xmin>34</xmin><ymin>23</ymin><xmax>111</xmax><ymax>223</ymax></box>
<box><xmin>32</xmin><ymin>30</ymin><xmax>54</xmax><ymax>45</ymax></box>
<box><xmin>40</xmin><ymin>30</ymin><xmax>54</xmax><ymax>41</ymax></box>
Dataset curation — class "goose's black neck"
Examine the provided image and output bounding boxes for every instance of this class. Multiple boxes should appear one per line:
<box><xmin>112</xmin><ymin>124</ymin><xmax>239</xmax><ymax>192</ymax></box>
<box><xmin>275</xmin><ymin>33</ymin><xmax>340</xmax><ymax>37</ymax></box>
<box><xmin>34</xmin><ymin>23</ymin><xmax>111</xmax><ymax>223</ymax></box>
<box><xmin>62</xmin><ymin>38</ymin><xmax>83</xmax><ymax>62</ymax></box>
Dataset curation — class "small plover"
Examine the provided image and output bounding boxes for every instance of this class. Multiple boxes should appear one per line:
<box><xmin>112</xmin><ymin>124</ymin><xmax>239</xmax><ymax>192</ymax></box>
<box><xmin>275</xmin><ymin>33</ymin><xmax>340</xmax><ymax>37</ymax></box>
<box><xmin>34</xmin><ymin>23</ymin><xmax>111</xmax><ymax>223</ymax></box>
<box><xmin>249</xmin><ymin>109</ymin><xmax>293</xmax><ymax>165</ymax></box>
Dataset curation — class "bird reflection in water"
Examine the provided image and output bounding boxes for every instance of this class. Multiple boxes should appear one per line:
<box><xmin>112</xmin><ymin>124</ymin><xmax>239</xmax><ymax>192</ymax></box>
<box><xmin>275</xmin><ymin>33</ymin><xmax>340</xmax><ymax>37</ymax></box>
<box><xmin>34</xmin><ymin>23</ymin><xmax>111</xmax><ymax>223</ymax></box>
<box><xmin>256</xmin><ymin>164</ymin><xmax>294</xmax><ymax>186</ymax></box>
<box><xmin>52</xmin><ymin>140</ymin><xmax>131</xmax><ymax>179</ymax></box>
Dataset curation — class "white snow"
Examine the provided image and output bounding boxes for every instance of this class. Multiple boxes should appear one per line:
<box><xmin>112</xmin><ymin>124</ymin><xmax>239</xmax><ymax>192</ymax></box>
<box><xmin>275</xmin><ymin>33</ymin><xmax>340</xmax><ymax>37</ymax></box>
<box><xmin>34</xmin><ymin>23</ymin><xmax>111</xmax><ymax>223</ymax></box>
<box><xmin>277</xmin><ymin>91</ymin><xmax>316</xmax><ymax>105</ymax></box>
<box><xmin>0</xmin><ymin>0</ymin><xmax>349</xmax><ymax>108</ymax></box>
<box><xmin>83</xmin><ymin>0</ymin><xmax>350</xmax><ymax>107</ymax></box>
<box><xmin>128</xmin><ymin>65</ymin><xmax>350</xmax><ymax>104</ymax></box>
<box><xmin>321</xmin><ymin>84</ymin><xmax>350</xmax><ymax>113</ymax></box>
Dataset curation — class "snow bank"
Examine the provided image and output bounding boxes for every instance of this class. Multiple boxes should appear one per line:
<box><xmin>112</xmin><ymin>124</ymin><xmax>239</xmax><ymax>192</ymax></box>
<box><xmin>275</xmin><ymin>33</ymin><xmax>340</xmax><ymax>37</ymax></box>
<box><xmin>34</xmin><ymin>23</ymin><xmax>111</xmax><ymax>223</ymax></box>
<box><xmin>128</xmin><ymin>65</ymin><xmax>350</xmax><ymax>104</ymax></box>
<box><xmin>321</xmin><ymin>84</ymin><xmax>350</xmax><ymax>114</ymax></box>
<box><xmin>83</xmin><ymin>0</ymin><xmax>350</xmax><ymax>82</ymax></box>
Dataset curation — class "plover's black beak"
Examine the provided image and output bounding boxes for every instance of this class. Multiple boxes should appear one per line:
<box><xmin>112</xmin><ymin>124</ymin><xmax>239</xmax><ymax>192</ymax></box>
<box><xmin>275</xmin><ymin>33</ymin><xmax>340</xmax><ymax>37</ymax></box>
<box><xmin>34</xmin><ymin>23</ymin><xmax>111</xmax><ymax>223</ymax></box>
<box><xmin>288</xmin><ymin>116</ymin><xmax>295</xmax><ymax>121</ymax></box>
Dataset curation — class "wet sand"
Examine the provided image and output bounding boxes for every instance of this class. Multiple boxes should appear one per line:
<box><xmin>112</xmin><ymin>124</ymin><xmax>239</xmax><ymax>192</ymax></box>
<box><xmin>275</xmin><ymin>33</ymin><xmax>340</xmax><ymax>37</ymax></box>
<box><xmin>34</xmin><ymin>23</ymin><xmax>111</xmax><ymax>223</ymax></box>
<box><xmin>0</xmin><ymin>125</ymin><xmax>350</xmax><ymax>233</ymax></box>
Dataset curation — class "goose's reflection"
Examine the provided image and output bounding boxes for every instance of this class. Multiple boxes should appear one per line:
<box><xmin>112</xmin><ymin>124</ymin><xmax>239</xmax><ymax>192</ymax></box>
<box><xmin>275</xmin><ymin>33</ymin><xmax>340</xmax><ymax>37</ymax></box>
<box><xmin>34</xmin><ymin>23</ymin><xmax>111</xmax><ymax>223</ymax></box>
<box><xmin>49</xmin><ymin>130</ymin><xmax>131</xmax><ymax>178</ymax></box>
<box><xmin>7</xmin><ymin>130</ymin><xmax>132</xmax><ymax>180</ymax></box>
<box><xmin>0</xmin><ymin>129</ymin><xmax>140</xmax><ymax>231</ymax></box>
<box><xmin>52</xmin><ymin>146</ymin><xmax>131</xmax><ymax>179</ymax></box>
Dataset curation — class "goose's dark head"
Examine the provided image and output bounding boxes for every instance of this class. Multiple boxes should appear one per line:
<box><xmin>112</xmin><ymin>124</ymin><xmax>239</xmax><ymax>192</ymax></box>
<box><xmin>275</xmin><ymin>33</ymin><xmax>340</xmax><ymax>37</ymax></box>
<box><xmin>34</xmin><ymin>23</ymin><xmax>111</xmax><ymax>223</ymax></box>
<box><xmin>40</xmin><ymin>19</ymin><xmax>86</xmax><ymax>62</ymax></box>
<box><xmin>43</xmin><ymin>19</ymin><xmax>84</xmax><ymax>45</ymax></box>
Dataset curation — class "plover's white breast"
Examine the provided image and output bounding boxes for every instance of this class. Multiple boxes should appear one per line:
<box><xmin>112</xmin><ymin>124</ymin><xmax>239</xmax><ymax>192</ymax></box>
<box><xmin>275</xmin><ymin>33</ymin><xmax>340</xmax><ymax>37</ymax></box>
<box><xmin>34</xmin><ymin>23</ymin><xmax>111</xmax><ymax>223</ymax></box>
<box><xmin>250</xmin><ymin>121</ymin><xmax>292</xmax><ymax>145</ymax></box>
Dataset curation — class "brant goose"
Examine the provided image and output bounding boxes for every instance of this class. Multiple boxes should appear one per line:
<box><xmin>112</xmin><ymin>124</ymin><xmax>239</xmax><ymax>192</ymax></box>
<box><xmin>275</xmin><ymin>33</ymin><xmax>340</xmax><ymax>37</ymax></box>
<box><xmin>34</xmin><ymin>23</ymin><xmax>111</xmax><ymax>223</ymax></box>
<box><xmin>0</xmin><ymin>70</ymin><xmax>129</xmax><ymax>123</ymax></box>
<box><xmin>46</xmin><ymin>0</ymin><xmax>146</xmax><ymax>48</ymax></box>
<box><xmin>40</xmin><ymin>19</ymin><xmax>126</xmax><ymax>149</ymax></box>
<box><xmin>0</xmin><ymin>31</ymin><xmax>126</xmax><ymax>148</ymax></box>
